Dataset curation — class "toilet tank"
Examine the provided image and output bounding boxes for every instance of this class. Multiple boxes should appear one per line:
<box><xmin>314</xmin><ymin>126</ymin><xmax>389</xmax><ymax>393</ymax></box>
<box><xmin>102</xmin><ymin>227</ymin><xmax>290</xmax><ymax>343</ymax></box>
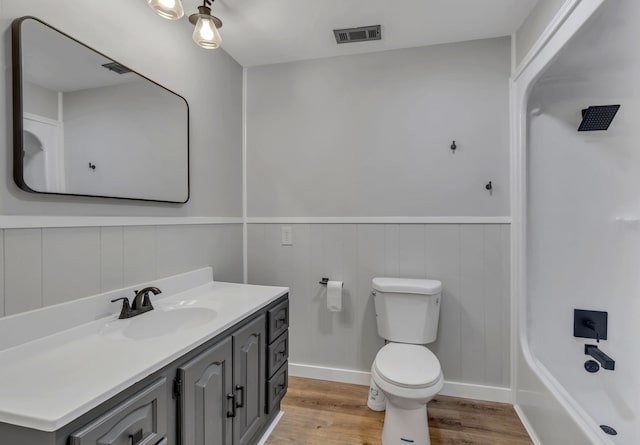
<box><xmin>372</xmin><ymin>277</ymin><xmax>442</xmax><ymax>344</ymax></box>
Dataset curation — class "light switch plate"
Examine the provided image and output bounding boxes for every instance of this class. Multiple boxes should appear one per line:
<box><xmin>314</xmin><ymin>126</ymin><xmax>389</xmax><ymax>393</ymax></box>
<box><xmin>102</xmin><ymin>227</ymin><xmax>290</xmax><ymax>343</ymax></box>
<box><xmin>281</xmin><ymin>226</ymin><xmax>293</xmax><ymax>245</ymax></box>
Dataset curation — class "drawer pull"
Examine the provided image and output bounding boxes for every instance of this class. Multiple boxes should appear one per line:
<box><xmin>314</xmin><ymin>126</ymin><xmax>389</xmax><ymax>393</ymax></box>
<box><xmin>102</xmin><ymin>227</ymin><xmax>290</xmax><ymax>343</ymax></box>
<box><xmin>235</xmin><ymin>385</ymin><xmax>245</xmax><ymax>408</ymax></box>
<box><xmin>130</xmin><ymin>429</ymin><xmax>144</xmax><ymax>445</ymax></box>
<box><xmin>275</xmin><ymin>315</ymin><xmax>286</xmax><ymax>327</ymax></box>
<box><xmin>226</xmin><ymin>393</ymin><xmax>236</xmax><ymax>418</ymax></box>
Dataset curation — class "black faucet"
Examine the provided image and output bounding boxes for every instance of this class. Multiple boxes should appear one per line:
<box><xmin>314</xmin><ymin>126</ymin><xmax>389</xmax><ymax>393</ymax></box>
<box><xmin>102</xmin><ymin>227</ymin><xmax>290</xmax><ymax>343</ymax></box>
<box><xmin>111</xmin><ymin>286</ymin><xmax>162</xmax><ymax>319</ymax></box>
<box><xmin>585</xmin><ymin>344</ymin><xmax>615</xmax><ymax>370</ymax></box>
<box><xmin>132</xmin><ymin>286</ymin><xmax>162</xmax><ymax>311</ymax></box>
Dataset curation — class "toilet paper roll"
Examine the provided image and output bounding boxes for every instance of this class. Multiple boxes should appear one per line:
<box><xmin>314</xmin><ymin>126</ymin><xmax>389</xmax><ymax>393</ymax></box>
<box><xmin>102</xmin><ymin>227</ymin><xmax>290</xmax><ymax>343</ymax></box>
<box><xmin>326</xmin><ymin>280</ymin><xmax>343</xmax><ymax>312</ymax></box>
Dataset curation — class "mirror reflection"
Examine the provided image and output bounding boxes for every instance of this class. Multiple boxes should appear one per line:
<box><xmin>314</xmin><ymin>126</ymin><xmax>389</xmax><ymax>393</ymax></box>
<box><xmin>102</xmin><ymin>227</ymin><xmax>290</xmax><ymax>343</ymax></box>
<box><xmin>15</xmin><ymin>17</ymin><xmax>190</xmax><ymax>203</ymax></box>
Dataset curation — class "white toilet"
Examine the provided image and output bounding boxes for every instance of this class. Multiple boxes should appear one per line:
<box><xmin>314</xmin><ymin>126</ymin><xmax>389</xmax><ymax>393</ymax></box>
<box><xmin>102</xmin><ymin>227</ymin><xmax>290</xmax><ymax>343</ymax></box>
<box><xmin>370</xmin><ymin>277</ymin><xmax>444</xmax><ymax>445</ymax></box>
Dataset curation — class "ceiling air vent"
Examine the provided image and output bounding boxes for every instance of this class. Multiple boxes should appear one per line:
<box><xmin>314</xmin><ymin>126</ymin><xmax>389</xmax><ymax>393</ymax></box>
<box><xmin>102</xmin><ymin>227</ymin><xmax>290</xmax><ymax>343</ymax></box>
<box><xmin>333</xmin><ymin>25</ymin><xmax>381</xmax><ymax>44</ymax></box>
<box><xmin>101</xmin><ymin>62</ymin><xmax>132</xmax><ymax>75</ymax></box>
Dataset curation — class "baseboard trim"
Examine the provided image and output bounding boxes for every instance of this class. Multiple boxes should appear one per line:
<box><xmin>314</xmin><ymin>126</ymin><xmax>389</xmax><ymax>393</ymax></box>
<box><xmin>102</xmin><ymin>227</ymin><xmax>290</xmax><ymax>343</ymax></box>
<box><xmin>289</xmin><ymin>363</ymin><xmax>371</xmax><ymax>385</ymax></box>
<box><xmin>440</xmin><ymin>380</ymin><xmax>512</xmax><ymax>404</ymax></box>
<box><xmin>288</xmin><ymin>363</ymin><xmax>512</xmax><ymax>403</ymax></box>
<box><xmin>514</xmin><ymin>404</ymin><xmax>542</xmax><ymax>445</ymax></box>
<box><xmin>255</xmin><ymin>410</ymin><xmax>284</xmax><ymax>445</ymax></box>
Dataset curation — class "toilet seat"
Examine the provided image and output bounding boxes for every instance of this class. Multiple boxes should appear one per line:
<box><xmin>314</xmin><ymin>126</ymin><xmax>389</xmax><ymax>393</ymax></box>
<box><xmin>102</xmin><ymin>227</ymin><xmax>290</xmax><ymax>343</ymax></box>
<box><xmin>373</xmin><ymin>343</ymin><xmax>441</xmax><ymax>389</ymax></box>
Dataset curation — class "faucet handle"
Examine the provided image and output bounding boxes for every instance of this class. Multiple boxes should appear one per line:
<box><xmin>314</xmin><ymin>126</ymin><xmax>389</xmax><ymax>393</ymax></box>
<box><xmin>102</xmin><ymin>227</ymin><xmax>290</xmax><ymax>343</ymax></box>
<box><xmin>142</xmin><ymin>293</ymin><xmax>154</xmax><ymax>310</ymax></box>
<box><xmin>111</xmin><ymin>297</ymin><xmax>131</xmax><ymax>319</ymax></box>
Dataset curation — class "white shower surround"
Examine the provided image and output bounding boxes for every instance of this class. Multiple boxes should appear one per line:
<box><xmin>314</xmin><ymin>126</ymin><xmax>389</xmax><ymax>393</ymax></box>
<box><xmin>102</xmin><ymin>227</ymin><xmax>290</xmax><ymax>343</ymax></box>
<box><xmin>510</xmin><ymin>0</ymin><xmax>622</xmax><ymax>444</ymax></box>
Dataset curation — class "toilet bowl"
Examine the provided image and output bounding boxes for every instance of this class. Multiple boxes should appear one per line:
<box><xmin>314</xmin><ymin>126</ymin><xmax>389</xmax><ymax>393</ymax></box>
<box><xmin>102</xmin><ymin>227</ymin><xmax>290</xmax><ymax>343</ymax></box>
<box><xmin>372</xmin><ymin>343</ymin><xmax>443</xmax><ymax>445</ymax></box>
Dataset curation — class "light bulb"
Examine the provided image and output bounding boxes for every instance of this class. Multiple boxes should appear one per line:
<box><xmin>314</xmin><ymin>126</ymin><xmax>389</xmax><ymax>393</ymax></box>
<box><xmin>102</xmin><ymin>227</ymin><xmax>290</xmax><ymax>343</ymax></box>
<box><xmin>193</xmin><ymin>16</ymin><xmax>222</xmax><ymax>49</ymax></box>
<box><xmin>148</xmin><ymin>0</ymin><xmax>184</xmax><ymax>20</ymax></box>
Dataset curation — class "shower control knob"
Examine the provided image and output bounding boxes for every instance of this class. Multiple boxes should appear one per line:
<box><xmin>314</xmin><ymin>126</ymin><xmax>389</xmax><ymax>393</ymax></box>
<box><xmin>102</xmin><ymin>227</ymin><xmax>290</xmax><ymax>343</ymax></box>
<box><xmin>584</xmin><ymin>360</ymin><xmax>600</xmax><ymax>373</ymax></box>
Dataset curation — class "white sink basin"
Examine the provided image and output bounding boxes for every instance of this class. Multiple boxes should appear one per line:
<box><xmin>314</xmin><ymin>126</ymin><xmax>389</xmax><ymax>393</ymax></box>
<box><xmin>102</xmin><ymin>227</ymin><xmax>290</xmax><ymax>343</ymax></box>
<box><xmin>122</xmin><ymin>307</ymin><xmax>217</xmax><ymax>340</ymax></box>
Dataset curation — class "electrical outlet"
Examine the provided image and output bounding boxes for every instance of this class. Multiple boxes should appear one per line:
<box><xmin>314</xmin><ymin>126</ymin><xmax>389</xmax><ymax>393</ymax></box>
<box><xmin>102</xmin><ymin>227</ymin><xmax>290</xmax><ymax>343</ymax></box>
<box><xmin>281</xmin><ymin>226</ymin><xmax>293</xmax><ymax>245</ymax></box>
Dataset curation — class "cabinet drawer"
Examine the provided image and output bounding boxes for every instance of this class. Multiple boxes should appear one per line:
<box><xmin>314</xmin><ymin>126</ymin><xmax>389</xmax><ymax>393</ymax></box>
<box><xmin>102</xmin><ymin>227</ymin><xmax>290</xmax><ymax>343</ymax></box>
<box><xmin>70</xmin><ymin>378</ymin><xmax>167</xmax><ymax>445</ymax></box>
<box><xmin>267</xmin><ymin>331</ymin><xmax>289</xmax><ymax>378</ymax></box>
<box><xmin>266</xmin><ymin>362</ymin><xmax>288</xmax><ymax>415</ymax></box>
<box><xmin>267</xmin><ymin>298</ymin><xmax>289</xmax><ymax>343</ymax></box>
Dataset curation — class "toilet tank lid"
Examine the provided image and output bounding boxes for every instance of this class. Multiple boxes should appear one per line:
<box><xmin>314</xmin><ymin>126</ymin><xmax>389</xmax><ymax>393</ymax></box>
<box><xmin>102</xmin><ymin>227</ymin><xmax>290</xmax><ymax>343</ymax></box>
<box><xmin>372</xmin><ymin>277</ymin><xmax>442</xmax><ymax>295</ymax></box>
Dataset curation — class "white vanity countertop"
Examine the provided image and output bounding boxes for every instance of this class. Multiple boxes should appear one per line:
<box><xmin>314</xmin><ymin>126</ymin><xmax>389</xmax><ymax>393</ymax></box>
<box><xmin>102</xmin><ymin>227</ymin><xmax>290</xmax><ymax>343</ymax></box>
<box><xmin>0</xmin><ymin>269</ymin><xmax>288</xmax><ymax>431</ymax></box>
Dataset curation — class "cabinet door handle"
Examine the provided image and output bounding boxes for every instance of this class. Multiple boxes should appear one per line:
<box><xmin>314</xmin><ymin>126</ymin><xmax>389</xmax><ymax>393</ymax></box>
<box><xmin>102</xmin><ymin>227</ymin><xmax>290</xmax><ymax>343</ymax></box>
<box><xmin>226</xmin><ymin>393</ymin><xmax>236</xmax><ymax>418</ymax></box>
<box><xmin>129</xmin><ymin>429</ymin><xmax>144</xmax><ymax>445</ymax></box>
<box><xmin>235</xmin><ymin>385</ymin><xmax>245</xmax><ymax>408</ymax></box>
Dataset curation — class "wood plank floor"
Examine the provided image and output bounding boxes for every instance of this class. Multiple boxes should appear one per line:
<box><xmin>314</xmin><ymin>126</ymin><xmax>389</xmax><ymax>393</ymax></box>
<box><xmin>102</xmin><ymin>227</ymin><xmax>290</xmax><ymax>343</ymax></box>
<box><xmin>266</xmin><ymin>377</ymin><xmax>533</xmax><ymax>445</ymax></box>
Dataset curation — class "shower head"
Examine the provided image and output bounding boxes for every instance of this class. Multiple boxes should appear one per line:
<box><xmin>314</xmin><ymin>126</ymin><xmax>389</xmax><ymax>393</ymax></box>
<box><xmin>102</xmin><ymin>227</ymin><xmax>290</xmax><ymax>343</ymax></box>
<box><xmin>578</xmin><ymin>105</ymin><xmax>620</xmax><ymax>131</ymax></box>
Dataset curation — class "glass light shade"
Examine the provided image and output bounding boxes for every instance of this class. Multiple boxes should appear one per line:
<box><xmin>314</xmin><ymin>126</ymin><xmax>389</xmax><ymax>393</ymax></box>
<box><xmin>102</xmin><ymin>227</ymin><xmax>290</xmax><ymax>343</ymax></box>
<box><xmin>148</xmin><ymin>0</ymin><xmax>184</xmax><ymax>20</ymax></box>
<box><xmin>193</xmin><ymin>16</ymin><xmax>222</xmax><ymax>49</ymax></box>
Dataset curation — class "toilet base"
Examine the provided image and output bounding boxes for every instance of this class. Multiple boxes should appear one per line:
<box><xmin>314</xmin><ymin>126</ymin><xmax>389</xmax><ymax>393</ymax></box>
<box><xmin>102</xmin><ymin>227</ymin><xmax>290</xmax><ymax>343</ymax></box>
<box><xmin>381</xmin><ymin>402</ymin><xmax>430</xmax><ymax>445</ymax></box>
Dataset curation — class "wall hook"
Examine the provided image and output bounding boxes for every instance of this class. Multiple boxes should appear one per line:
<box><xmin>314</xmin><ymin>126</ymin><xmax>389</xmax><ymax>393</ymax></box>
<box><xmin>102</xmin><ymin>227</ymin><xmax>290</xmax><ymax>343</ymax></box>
<box><xmin>485</xmin><ymin>181</ymin><xmax>492</xmax><ymax>191</ymax></box>
<box><xmin>88</xmin><ymin>162</ymin><xmax>96</xmax><ymax>171</ymax></box>
<box><xmin>450</xmin><ymin>140</ymin><xmax>457</xmax><ymax>151</ymax></box>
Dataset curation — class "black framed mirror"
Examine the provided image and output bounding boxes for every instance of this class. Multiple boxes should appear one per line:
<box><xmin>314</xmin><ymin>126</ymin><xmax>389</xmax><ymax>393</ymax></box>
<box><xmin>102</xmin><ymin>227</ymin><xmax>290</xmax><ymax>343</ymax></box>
<box><xmin>12</xmin><ymin>16</ymin><xmax>190</xmax><ymax>203</ymax></box>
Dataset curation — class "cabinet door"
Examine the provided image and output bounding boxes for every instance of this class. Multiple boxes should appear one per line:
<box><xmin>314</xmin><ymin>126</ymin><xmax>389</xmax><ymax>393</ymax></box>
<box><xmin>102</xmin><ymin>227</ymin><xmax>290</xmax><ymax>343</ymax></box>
<box><xmin>178</xmin><ymin>337</ymin><xmax>233</xmax><ymax>445</ymax></box>
<box><xmin>232</xmin><ymin>316</ymin><xmax>266</xmax><ymax>445</ymax></box>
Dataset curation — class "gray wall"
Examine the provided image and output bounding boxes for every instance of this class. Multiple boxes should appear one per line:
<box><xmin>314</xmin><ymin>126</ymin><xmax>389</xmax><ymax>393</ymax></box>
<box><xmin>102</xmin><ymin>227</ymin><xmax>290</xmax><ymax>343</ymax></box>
<box><xmin>248</xmin><ymin>223</ymin><xmax>510</xmax><ymax>387</ymax></box>
<box><xmin>246</xmin><ymin>38</ymin><xmax>510</xmax><ymax>217</ymax></box>
<box><xmin>515</xmin><ymin>0</ymin><xmax>567</xmax><ymax>66</ymax></box>
<box><xmin>246</xmin><ymin>38</ymin><xmax>512</xmax><ymax>388</ymax></box>
<box><xmin>1</xmin><ymin>0</ymin><xmax>242</xmax><ymax>216</ymax></box>
<box><xmin>0</xmin><ymin>0</ymin><xmax>244</xmax><ymax>319</ymax></box>
<box><xmin>0</xmin><ymin>224</ymin><xmax>242</xmax><ymax>317</ymax></box>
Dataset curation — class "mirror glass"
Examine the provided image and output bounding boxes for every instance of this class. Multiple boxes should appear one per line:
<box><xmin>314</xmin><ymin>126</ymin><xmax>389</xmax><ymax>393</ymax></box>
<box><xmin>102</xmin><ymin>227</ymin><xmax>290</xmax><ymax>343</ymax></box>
<box><xmin>13</xmin><ymin>17</ymin><xmax>189</xmax><ymax>203</ymax></box>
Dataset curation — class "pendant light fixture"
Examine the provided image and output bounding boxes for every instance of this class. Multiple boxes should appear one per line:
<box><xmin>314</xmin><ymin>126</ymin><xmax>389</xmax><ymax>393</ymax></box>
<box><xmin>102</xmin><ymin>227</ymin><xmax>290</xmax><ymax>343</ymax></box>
<box><xmin>189</xmin><ymin>0</ymin><xmax>223</xmax><ymax>49</ymax></box>
<box><xmin>147</xmin><ymin>0</ymin><xmax>184</xmax><ymax>20</ymax></box>
<box><xmin>148</xmin><ymin>0</ymin><xmax>223</xmax><ymax>49</ymax></box>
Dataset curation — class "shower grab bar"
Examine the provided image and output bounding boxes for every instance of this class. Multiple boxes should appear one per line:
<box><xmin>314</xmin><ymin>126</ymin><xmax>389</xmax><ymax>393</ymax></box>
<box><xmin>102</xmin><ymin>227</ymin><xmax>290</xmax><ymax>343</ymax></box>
<box><xmin>585</xmin><ymin>344</ymin><xmax>615</xmax><ymax>371</ymax></box>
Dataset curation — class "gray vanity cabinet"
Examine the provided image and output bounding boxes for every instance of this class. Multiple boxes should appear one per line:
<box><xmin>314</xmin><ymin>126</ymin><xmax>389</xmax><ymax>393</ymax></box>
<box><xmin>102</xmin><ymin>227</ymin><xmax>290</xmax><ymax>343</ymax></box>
<box><xmin>178</xmin><ymin>337</ymin><xmax>233</xmax><ymax>445</ymax></box>
<box><xmin>232</xmin><ymin>316</ymin><xmax>266</xmax><ymax>445</ymax></box>
<box><xmin>0</xmin><ymin>294</ymin><xmax>287</xmax><ymax>445</ymax></box>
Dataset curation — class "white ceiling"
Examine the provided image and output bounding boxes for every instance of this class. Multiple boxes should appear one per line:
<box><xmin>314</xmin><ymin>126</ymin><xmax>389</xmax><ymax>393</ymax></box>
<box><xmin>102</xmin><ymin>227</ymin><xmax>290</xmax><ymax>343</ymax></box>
<box><xmin>210</xmin><ymin>0</ymin><xmax>539</xmax><ymax>67</ymax></box>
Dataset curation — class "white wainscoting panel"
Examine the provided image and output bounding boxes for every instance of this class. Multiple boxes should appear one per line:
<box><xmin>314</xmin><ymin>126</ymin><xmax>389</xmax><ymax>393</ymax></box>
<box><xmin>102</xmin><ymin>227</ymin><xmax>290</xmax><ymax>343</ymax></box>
<box><xmin>4</xmin><ymin>228</ymin><xmax>43</xmax><ymax>316</ymax></box>
<box><xmin>0</xmin><ymin>224</ymin><xmax>243</xmax><ymax>319</ymax></box>
<box><xmin>248</xmin><ymin>223</ymin><xmax>510</xmax><ymax>389</ymax></box>
<box><xmin>123</xmin><ymin>226</ymin><xmax>158</xmax><ymax>287</ymax></box>
<box><xmin>100</xmin><ymin>227</ymin><xmax>124</xmax><ymax>292</ymax></box>
<box><xmin>42</xmin><ymin>227</ymin><xmax>101</xmax><ymax>307</ymax></box>
<box><xmin>0</xmin><ymin>231</ymin><xmax>4</xmax><ymax>317</ymax></box>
